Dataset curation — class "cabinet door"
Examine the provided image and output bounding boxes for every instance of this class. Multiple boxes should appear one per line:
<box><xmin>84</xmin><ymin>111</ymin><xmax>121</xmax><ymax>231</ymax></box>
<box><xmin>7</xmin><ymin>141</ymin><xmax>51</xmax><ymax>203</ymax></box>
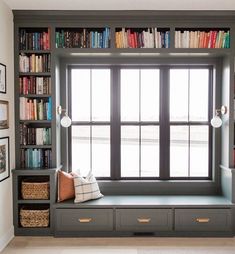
<box><xmin>55</xmin><ymin>209</ymin><xmax>113</xmax><ymax>232</ymax></box>
<box><xmin>175</xmin><ymin>209</ymin><xmax>232</xmax><ymax>232</ymax></box>
<box><xmin>116</xmin><ymin>209</ymin><xmax>173</xmax><ymax>232</ymax></box>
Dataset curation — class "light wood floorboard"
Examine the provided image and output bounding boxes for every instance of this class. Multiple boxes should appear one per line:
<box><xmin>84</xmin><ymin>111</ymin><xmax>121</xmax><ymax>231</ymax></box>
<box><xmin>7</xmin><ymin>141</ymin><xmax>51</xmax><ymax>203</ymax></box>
<box><xmin>2</xmin><ymin>237</ymin><xmax>235</xmax><ymax>253</ymax></box>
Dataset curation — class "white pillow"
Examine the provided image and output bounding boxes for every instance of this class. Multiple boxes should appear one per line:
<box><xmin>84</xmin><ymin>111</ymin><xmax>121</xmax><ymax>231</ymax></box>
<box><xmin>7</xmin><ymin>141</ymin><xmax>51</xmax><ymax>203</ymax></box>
<box><xmin>74</xmin><ymin>171</ymin><xmax>103</xmax><ymax>203</ymax></box>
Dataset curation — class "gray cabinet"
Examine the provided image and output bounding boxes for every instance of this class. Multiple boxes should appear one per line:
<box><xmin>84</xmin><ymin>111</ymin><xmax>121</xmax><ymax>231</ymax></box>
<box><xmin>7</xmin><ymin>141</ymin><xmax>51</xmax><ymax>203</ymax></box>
<box><xmin>116</xmin><ymin>209</ymin><xmax>173</xmax><ymax>232</ymax></box>
<box><xmin>175</xmin><ymin>209</ymin><xmax>232</xmax><ymax>232</ymax></box>
<box><xmin>55</xmin><ymin>209</ymin><xmax>114</xmax><ymax>232</ymax></box>
<box><xmin>12</xmin><ymin>169</ymin><xmax>57</xmax><ymax>236</ymax></box>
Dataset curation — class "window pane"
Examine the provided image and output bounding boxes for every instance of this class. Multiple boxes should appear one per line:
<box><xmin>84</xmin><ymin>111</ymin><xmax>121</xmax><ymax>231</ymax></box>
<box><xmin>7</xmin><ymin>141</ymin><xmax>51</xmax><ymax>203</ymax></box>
<box><xmin>92</xmin><ymin>69</ymin><xmax>110</xmax><ymax>121</ymax></box>
<box><xmin>141</xmin><ymin>69</ymin><xmax>159</xmax><ymax>121</ymax></box>
<box><xmin>121</xmin><ymin>69</ymin><xmax>139</xmax><ymax>121</ymax></box>
<box><xmin>170</xmin><ymin>69</ymin><xmax>189</xmax><ymax>121</ymax></box>
<box><xmin>190</xmin><ymin>126</ymin><xmax>209</xmax><ymax>177</ymax></box>
<box><xmin>121</xmin><ymin>126</ymin><xmax>139</xmax><ymax>177</ymax></box>
<box><xmin>92</xmin><ymin>126</ymin><xmax>110</xmax><ymax>177</ymax></box>
<box><xmin>141</xmin><ymin>126</ymin><xmax>159</xmax><ymax>177</ymax></box>
<box><xmin>71</xmin><ymin>69</ymin><xmax>90</xmax><ymax>121</ymax></box>
<box><xmin>189</xmin><ymin>69</ymin><xmax>209</xmax><ymax>121</ymax></box>
<box><xmin>170</xmin><ymin>126</ymin><xmax>189</xmax><ymax>177</ymax></box>
<box><xmin>72</xmin><ymin>126</ymin><xmax>90</xmax><ymax>176</ymax></box>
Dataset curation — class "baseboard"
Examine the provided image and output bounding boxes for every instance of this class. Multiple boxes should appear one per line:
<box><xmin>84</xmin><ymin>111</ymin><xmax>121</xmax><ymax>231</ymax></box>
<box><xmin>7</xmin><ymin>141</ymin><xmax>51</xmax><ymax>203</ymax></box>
<box><xmin>0</xmin><ymin>226</ymin><xmax>14</xmax><ymax>253</ymax></box>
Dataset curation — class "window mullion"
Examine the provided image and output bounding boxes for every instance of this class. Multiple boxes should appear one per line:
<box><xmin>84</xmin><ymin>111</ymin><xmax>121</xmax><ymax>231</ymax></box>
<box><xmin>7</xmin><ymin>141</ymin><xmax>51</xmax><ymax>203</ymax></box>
<box><xmin>111</xmin><ymin>67</ymin><xmax>121</xmax><ymax>180</ymax></box>
<box><xmin>159</xmin><ymin>67</ymin><xmax>170</xmax><ymax>179</ymax></box>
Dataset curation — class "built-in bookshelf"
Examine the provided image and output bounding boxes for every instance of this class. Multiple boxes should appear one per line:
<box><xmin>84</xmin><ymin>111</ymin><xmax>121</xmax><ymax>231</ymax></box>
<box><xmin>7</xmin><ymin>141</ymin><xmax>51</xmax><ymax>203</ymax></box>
<box><xmin>174</xmin><ymin>28</ymin><xmax>230</xmax><ymax>48</ymax></box>
<box><xmin>19</xmin><ymin>28</ymin><xmax>51</xmax><ymax>51</ymax></box>
<box><xmin>115</xmin><ymin>27</ymin><xmax>170</xmax><ymax>48</ymax></box>
<box><xmin>13</xmin><ymin>11</ymin><xmax>235</xmax><ymax>237</ymax></box>
<box><xmin>17</xmin><ymin>28</ymin><xmax>52</xmax><ymax>170</ymax></box>
<box><xmin>55</xmin><ymin>27</ymin><xmax>110</xmax><ymax>48</ymax></box>
<box><xmin>14</xmin><ymin>27</ymin><xmax>54</xmax><ymax>235</ymax></box>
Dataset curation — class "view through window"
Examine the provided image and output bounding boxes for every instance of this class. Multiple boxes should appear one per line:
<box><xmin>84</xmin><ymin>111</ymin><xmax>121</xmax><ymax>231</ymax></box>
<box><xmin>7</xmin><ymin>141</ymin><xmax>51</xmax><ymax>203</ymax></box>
<box><xmin>70</xmin><ymin>66</ymin><xmax>212</xmax><ymax>180</ymax></box>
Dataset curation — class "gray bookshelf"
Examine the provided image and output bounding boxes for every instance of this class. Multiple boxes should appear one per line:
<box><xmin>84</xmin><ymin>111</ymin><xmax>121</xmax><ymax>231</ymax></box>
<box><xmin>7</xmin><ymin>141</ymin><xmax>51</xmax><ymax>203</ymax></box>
<box><xmin>12</xmin><ymin>169</ymin><xmax>57</xmax><ymax>236</ymax></box>
<box><xmin>12</xmin><ymin>10</ymin><xmax>235</xmax><ymax>236</ymax></box>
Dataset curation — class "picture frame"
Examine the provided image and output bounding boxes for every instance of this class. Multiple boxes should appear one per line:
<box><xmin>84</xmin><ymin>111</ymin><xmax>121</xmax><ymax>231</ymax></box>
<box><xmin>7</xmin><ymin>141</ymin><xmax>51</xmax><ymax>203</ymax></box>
<box><xmin>0</xmin><ymin>137</ymin><xmax>10</xmax><ymax>182</ymax></box>
<box><xmin>0</xmin><ymin>100</ymin><xmax>9</xmax><ymax>129</ymax></box>
<box><xmin>0</xmin><ymin>63</ymin><xmax>6</xmax><ymax>94</ymax></box>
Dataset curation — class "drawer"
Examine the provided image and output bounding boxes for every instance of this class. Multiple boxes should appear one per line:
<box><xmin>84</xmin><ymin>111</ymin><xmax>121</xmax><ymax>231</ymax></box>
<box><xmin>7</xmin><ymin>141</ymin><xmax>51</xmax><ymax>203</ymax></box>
<box><xmin>175</xmin><ymin>209</ymin><xmax>232</xmax><ymax>232</ymax></box>
<box><xmin>55</xmin><ymin>209</ymin><xmax>113</xmax><ymax>232</ymax></box>
<box><xmin>116</xmin><ymin>209</ymin><xmax>173</xmax><ymax>232</ymax></box>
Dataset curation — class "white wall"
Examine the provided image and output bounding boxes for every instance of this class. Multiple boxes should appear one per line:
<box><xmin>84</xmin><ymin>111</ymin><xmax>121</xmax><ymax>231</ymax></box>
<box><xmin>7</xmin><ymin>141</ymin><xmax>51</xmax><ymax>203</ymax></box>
<box><xmin>0</xmin><ymin>1</ymin><xmax>15</xmax><ymax>252</ymax></box>
<box><xmin>3</xmin><ymin>0</ymin><xmax>235</xmax><ymax>10</ymax></box>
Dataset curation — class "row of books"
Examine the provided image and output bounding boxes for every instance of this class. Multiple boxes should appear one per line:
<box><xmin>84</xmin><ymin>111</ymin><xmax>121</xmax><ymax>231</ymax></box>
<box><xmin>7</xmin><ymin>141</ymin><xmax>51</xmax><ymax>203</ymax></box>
<box><xmin>20</xmin><ymin>124</ymin><xmax>51</xmax><ymax>145</ymax></box>
<box><xmin>20</xmin><ymin>148</ymin><xmax>52</xmax><ymax>168</ymax></box>
<box><xmin>175</xmin><ymin>30</ymin><xmax>230</xmax><ymax>48</ymax></box>
<box><xmin>115</xmin><ymin>28</ymin><xmax>170</xmax><ymax>48</ymax></box>
<box><xmin>20</xmin><ymin>97</ymin><xmax>52</xmax><ymax>120</ymax></box>
<box><xmin>19</xmin><ymin>53</ymin><xmax>51</xmax><ymax>73</ymax></box>
<box><xmin>55</xmin><ymin>28</ymin><xmax>110</xmax><ymax>48</ymax></box>
<box><xmin>19</xmin><ymin>29</ymin><xmax>51</xmax><ymax>50</ymax></box>
<box><xmin>19</xmin><ymin>76</ymin><xmax>51</xmax><ymax>95</ymax></box>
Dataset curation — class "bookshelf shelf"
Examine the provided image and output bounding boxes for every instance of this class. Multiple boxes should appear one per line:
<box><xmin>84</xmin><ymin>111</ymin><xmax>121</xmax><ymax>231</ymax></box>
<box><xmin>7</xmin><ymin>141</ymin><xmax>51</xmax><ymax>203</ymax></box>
<box><xmin>19</xmin><ymin>94</ymin><xmax>51</xmax><ymax>98</ymax></box>
<box><xmin>20</xmin><ymin>145</ymin><xmax>52</xmax><ymax>149</ymax></box>
<box><xmin>174</xmin><ymin>28</ymin><xmax>230</xmax><ymax>49</ymax></box>
<box><xmin>19</xmin><ymin>72</ymin><xmax>51</xmax><ymax>76</ymax></box>
<box><xmin>55</xmin><ymin>27</ymin><xmax>110</xmax><ymax>49</ymax></box>
<box><xmin>19</xmin><ymin>120</ymin><xmax>52</xmax><ymax>124</ymax></box>
<box><xmin>17</xmin><ymin>200</ymin><xmax>51</xmax><ymax>204</ymax></box>
<box><xmin>19</xmin><ymin>50</ymin><xmax>51</xmax><ymax>54</ymax></box>
<box><xmin>115</xmin><ymin>27</ymin><xmax>170</xmax><ymax>49</ymax></box>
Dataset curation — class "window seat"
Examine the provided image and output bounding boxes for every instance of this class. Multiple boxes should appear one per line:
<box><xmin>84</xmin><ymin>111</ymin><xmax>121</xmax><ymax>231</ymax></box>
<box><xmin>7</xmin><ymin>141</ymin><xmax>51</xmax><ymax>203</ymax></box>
<box><xmin>53</xmin><ymin>195</ymin><xmax>234</xmax><ymax>237</ymax></box>
<box><xmin>54</xmin><ymin>195</ymin><xmax>233</xmax><ymax>208</ymax></box>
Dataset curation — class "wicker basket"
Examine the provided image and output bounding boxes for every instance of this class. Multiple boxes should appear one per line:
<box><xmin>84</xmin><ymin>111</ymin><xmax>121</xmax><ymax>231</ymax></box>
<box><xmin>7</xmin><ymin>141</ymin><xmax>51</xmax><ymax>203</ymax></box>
<box><xmin>21</xmin><ymin>180</ymin><xmax>49</xmax><ymax>200</ymax></box>
<box><xmin>20</xmin><ymin>207</ymin><xmax>49</xmax><ymax>228</ymax></box>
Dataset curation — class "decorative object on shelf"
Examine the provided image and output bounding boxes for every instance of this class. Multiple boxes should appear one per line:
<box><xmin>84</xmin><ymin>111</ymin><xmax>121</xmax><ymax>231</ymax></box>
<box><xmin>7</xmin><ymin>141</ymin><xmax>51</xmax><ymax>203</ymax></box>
<box><xmin>57</xmin><ymin>105</ymin><xmax>71</xmax><ymax>128</ymax></box>
<box><xmin>210</xmin><ymin>105</ymin><xmax>227</xmax><ymax>128</ymax></box>
<box><xmin>20</xmin><ymin>206</ymin><xmax>49</xmax><ymax>227</ymax></box>
<box><xmin>0</xmin><ymin>100</ymin><xmax>9</xmax><ymax>129</ymax></box>
<box><xmin>21</xmin><ymin>179</ymin><xmax>50</xmax><ymax>200</ymax></box>
<box><xmin>0</xmin><ymin>63</ymin><xmax>6</xmax><ymax>94</ymax></box>
<box><xmin>0</xmin><ymin>136</ymin><xmax>9</xmax><ymax>182</ymax></box>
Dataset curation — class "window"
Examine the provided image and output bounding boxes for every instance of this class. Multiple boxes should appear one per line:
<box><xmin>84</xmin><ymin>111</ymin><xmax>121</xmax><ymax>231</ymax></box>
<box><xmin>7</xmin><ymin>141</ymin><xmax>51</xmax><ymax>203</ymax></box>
<box><xmin>121</xmin><ymin>69</ymin><xmax>160</xmax><ymax>177</ymax></box>
<box><xmin>71</xmin><ymin>69</ymin><xmax>111</xmax><ymax>177</ymax></box>
<box><xmin>170</xmin><ymin>69</ymin><xmax>211</xmax><ymax>178</ymax></box>
<box><xmin>69</xmin><ymin>66</ymin><xmax>212</xmax><ymax>180</ymax></box>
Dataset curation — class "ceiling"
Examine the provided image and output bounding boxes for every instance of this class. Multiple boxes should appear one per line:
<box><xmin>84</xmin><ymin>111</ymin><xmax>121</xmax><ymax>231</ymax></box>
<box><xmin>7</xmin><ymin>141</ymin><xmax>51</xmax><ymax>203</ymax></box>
<box><xmin>2</xmin><ymin>0</ymin><xmax>235</xmax><ymax>10</ymax></box>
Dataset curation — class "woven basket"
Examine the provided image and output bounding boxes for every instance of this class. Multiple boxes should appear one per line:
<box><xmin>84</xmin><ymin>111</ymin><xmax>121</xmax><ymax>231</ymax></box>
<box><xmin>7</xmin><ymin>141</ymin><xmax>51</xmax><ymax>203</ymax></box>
<box><xmin>20</xmin><ymin>207</ymin><xmax>49</xmax><ymax>228</ymax></box>
<box><xmin>21</xmin><ymin>181</ymin><xmax>49</xmax><ymax>200</ymax></box>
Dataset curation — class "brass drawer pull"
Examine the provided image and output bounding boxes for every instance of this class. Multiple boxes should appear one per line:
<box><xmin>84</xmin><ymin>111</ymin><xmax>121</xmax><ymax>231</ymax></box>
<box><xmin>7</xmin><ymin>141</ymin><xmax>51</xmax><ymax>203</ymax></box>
<box><xmin>78</xmin><ymin>218</ymin><xmax>92</xmax><ymax>223</ymax></box>
<box><xmin>137</xmin><ymin>218</ymin><xmax>151</xmax><ymax>223</ymax></box>
<box><xmin>196</xmin><ymin>218</ymin><xmax>210</xmax><ymax>223</ymax></box>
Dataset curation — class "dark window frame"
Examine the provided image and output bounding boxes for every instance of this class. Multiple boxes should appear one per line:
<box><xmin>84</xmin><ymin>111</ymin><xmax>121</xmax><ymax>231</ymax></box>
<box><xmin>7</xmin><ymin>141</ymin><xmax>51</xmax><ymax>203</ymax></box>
<box><xmin>67</xmin><ymin>65</ymin><xmax>213</xmax><ymax>181</ymax></box>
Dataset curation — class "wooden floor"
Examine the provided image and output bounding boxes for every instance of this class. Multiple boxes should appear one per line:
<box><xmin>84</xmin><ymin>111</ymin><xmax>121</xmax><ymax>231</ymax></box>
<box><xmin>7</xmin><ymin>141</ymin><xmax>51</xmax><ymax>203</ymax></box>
<box><xmin>2</xmin><ymin>237</ymin><xmax>235</xmax><ymax>253</ymax></box>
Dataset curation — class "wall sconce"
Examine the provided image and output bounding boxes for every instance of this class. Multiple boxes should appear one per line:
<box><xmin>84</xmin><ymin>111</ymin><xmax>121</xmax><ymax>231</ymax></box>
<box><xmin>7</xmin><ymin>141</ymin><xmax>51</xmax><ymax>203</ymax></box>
<box><xmin>210</xmin><ymin>105</ymin><xmax>227</xmax><ymax>128</ymax></box>
<box><xmin>57</xmin><ymin>106</ymin><xmax>72</xmax><ymax>128</ymax></box>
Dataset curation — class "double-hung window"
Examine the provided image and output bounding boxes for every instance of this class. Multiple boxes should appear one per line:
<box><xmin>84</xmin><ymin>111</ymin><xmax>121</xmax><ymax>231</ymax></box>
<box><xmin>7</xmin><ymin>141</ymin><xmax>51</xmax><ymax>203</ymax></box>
<box><xmin>69</xmin><ymin>65</ymin><xmax>212</xmax><ymax>180</ymax></box>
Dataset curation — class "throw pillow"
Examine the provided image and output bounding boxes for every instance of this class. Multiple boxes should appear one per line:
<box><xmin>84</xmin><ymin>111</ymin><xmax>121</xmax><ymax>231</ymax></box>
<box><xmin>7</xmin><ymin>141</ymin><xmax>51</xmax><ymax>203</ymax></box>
<box><xmin>74</xmin><ymin>171</ymin><xmax>103</xmax><ymax>203</ymax></box>
<box><xmin>57</xmin><ymin>170</ymin><xmax>77</xmax><ymax>202</ymax></box>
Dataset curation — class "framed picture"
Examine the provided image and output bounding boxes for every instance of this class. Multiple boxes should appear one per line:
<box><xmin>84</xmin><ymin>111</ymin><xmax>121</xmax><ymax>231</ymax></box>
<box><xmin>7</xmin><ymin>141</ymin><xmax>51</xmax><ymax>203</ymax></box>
<box><xmin>0</xmin><ymin>63</ymin><xmax>6</xmax><ymax>94</ymax></box>
<box><xmin>0</xmin><ymin>137</ymin><xmax>9</xmax><ymax>182</ymax></box>
<box><xmin>0</xmin><ymin>100</ymin><xmax>9</xmax><ymax>129</ymax></box>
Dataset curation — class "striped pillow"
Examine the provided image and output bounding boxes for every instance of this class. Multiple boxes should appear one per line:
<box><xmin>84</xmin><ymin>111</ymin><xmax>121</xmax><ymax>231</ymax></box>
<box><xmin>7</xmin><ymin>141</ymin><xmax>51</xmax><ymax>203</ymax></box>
<box><xmin>74</xmin><ymin>172</ymin><xmax>103</xmax><ymax>203</ymax></box>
